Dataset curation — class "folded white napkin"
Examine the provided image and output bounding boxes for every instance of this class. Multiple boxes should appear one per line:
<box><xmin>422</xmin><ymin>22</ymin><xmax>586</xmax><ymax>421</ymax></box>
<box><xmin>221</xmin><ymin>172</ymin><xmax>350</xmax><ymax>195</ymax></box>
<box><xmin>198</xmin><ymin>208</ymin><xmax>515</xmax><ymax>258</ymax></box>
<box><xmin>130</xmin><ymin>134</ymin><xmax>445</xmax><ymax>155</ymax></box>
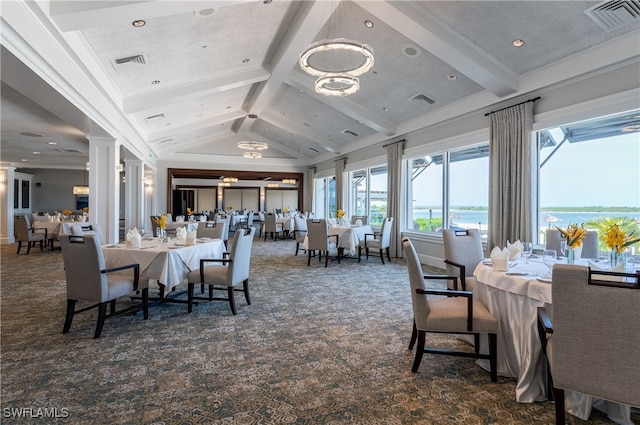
<box><xmin>126</xmin><ymin>227</ymin><xmax>142</xmax><ymax>248</ymax></box>
<box><xmin>490</xmin><ymin>246</ymin><xmax>510</xmax><ymax>271</ymax></box>
<box><xmin>176</xmin><ymin>216</ymin><xmax>185</xmax><ymax>222</ymax></box>
<box><xmin>186</xmin><ymin>229</ymin><xmax>197</xmax><ymax>245</ymax></box>
<box><xmin>507</xmin><ymin>240</ymin><xmax>523</xmax><ymax>260</ymax></box>
<box><xmin>199</xmin><ymin>215</ymin><xmax>206</xmax><ymax>222</ymax></box>
<box><xmin>355</xmin><ymin>219</ymin><xmax>363</xmax><ymax>227</ymax></box>
<box><xmin>588</xmin><ymin>260</ymin><xmax>625</xmax><ymax>281</ymax></box>
<box><xmin>175</xmin><ymin>226</ymin><xmax>186</xmax><ymax>241</ymax></box>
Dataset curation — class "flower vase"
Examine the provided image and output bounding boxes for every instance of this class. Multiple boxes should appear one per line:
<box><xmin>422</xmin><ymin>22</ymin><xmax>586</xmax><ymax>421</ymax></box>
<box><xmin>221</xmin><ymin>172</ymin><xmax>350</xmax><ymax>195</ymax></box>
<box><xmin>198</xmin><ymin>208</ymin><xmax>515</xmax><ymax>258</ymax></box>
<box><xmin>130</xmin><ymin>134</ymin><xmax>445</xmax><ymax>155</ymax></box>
<box><xmin>156</xmin><ymin>227</ymin><xmax>166</xmax><ymax>241</ymax></box>
<box><xmin>566</xmin><ymin>245</ymin><xmax>582</xmax><ymax>264</ymax></box>
<box><xmin>610</xmin><ymin>250</ymin><xmax>624</xmax><ymax>267</ymax></box>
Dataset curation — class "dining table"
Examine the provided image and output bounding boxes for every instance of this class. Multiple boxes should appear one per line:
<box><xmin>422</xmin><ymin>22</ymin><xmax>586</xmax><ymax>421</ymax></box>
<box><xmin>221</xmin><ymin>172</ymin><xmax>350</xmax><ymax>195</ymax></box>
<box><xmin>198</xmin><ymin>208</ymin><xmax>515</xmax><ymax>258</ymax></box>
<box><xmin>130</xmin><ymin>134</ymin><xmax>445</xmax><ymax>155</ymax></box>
<box><xmin>303</xmin><ymin>224</ymin><xmax>372</xmax><ymax>257</ymax></box>
<box><xmin>473</xmin><ymin>255</ymin><xmax>635</xmax><ymax>424</ymax></box>
<box><xmin>102</xmin><ymin>237</ymin><xmax>224</xmax><ymax>298</ymax></box>
<box><xmin>33</xmin><ymin>220</ymin><xmax>88</xmax><ymax>237</ymax></box>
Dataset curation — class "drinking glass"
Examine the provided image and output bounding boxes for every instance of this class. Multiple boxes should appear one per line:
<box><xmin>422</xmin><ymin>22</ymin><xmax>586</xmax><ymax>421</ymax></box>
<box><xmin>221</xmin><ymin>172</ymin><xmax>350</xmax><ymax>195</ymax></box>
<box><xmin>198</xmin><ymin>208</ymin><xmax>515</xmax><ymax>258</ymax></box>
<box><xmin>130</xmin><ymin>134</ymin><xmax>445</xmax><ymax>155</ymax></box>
<box><xmin>138</xmin><ymin>228</ymin><xmax>146</xmax><ymax>239</ymax></box>
<box><xmin>543</xmin><ymin>249</ymin><xmax>557</xmax><ymax>278</ymax></box>
<box><xmin>559</xmin><ymin>241</ymin><xmax>567</xmax><ymax>261</ymax></box>
<box><xmin>522</xmin><ymin>242</ymin><xmax>533</xmax><ymax>264</ymax></box>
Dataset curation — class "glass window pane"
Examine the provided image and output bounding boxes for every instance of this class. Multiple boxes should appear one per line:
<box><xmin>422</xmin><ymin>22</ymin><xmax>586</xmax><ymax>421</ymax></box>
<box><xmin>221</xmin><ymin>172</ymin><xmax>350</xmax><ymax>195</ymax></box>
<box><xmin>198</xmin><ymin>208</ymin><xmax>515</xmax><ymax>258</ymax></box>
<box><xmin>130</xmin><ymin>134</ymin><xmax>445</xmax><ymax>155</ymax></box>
<box><xmin>449</xmin><ymin>144</ymin><xmax>489</xmax><ymax>236</ymax></box>
<box><xmin>314</xmin><ymin>177</ymin><xmax>327</xmax><ymax>219</ymax></box>
<box><xmin>352</xmin><ymin>170</ymin><xmax>367</xmax><ymax>217</ymax></box>
<box><xmin>409</xmin><ymin>155</ymin><xmax>443</xmax><ymax>232</ymax></box>
<box><xmin>538</xmin><ymin>110</ymin><xmax>640</xmax><ymax>249</ymax></box>
<box><xmin>369</xmin><ymin>166</ymin><xmax>387</xmax><ymax>227</ymax></box>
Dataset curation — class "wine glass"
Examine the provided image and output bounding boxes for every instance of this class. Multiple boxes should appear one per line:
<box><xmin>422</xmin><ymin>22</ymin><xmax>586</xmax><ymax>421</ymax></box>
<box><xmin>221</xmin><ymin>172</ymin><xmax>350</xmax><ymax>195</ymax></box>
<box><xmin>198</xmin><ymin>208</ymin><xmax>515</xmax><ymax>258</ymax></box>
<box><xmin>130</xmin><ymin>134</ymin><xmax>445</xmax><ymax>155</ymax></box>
<box><xmin>138</xmin><ymin>228</ymin><xmax>146</xmax><ymax>239</ymax></box>
<box><xmin>543</xmin><ymin>249</ymin><xmax>557</xmax><ymax>278</ymax></box>
<box><xmin>522</xmin><ymin>242</ymin><xmax>533</xmax><ymax>264</ymax></box>
<box><xmin>559</xmin><ymin>241</ymin><xmax>567</xmax><ymax>261</ymax></box>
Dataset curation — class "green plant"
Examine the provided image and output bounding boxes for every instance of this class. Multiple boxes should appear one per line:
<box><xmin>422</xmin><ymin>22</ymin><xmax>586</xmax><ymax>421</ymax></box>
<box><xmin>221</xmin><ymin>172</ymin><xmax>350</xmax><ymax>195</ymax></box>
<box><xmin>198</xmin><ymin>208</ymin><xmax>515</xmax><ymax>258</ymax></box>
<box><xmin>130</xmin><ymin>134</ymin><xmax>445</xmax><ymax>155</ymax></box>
<box><xmin>584</xmin><ymin>216</ymin><xmax>640</xmax><ymax>252</ymax></box>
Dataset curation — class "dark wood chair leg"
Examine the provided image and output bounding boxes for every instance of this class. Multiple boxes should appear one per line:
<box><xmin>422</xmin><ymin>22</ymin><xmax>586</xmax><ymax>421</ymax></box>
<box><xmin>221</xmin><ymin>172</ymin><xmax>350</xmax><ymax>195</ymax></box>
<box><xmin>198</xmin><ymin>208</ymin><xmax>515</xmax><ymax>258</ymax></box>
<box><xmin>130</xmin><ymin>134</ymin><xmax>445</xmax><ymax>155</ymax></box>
<box><xmin>489</xmin><ymin>333</ymin><xmax>497</xmax><ymax>382</ymax></box>
<box><xmin>62</xmin><ymin>299</ymin><xmax>76</xmax><ymax>334</ymax></box>
<box><xmin>26</xmin><ymin>242</ymin><xmax>32</xmax><ymax>255</ymax></box>
<box><xmin>16</xmin><ymin>241</ymin><xmax>22</xmax><ymax>254</ymax></box>
<box><xmin>94</xmin><ymin>302</ymin><xmax>108</xmax><ymax>339</ymax></box>
<box><xmin>187</xmin><ymin>282</ymin><xmax>195</xmax><ymax>313</ymax></box>
<box><xmin>324</xmin><ymin>251</ymin><xmax>329</xmax><ymax>267</ymax></box>
<box><xmin>227</xmin><ymin>287</ymin><xmax>236</xmax><ymax>315</ymax></box>
<box><xmin>39</xmin><ymin>240</ymin><xmax>44</xmax><ymax>251</ymax></box>
<box><xmin>358</xmin><ymin>246</ymin><xmax>362</xmax><ymax>262</ymax></box>
<box><xmin>365</xmin><ymin>247</ymin><xmax>369</xmax><ymax>260</ymax></box>
<box><xmin>243</xmin><ymin>279</ymin><xmax>251</xmax><ymax>304</ymax></box>
<box><xmin>337</xmin><ymin>248</ymin><xmax>343</xmax><ymax>263</ymax></box>
<box><xmin>109</xmin><ymin>299</ymin><xmax>116</xmax><ymax>314</ymax></box>
<box><xmin>386</xmin><ymin>247</ymin><xmax>391</xmax><ymax>262</ymax></box>
<box><xmin>411</xmin><ymin>330</ymin><xmax>426</xmax><ymax>372</ymax></box>
<box><xmin>379</xmin><ymin>249</ymin><xmax>385</xmax><ymax>264</ymax></box>
<box><xmin>142</xmin><ymin>288</ymin><xmax>149</xmax><ymax>319</ymax></box>
<box><xmin>200</xmin><ymin>283</ymin><xmax>205</xmax><ymax>294</ymax></box>
<box><xmin>553</xmin><ymin>387</ymin><xmax>565</xmax><ymax>425</ymax></box>
<box><xmin>209</xmin><ymin>285</ymin><xmax>214</xmax><ymax>301</ymax></box>
<box><xmin>408</xmin><ymin>318</ymin><xmax>418</xmax><ymax>349</ymax></box>
<box><xmin>307</xmin><ymin>250</ymin><xmax>312</xmax><ymax>266</ymax></box>
<box><xmin>295</xmin><ymin>242</ymin><xmax>299</xmax><ymax>256</ymax></box>
<box><xmin>474</xmin><ymin>334</ymin><xmax>480</xmax><ymax>354</ymax></box>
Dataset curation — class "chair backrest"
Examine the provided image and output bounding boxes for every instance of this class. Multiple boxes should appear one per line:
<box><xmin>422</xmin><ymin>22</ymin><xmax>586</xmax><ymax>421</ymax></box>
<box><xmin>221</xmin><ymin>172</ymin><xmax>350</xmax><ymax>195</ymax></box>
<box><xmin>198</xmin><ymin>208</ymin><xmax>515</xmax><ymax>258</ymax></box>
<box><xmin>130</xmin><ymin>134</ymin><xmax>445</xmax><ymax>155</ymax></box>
<box><xmin>196</xmin><ymin>221</ymin><xmax>224</xmax><ymax>239</ymax></box>
<box><xmin>443</xmin><ymin>228</ymin><xmax>484</xmax><ymax>277</ymax></box>
<box><xmin>215</xmin><ymin>216</ymin><xmax>230</xmax><ymax>240</ymax></box>
<box><xmin>14</xmin><ymin>215</ymin><xmax>31</xmax><ymax>241</ymax></box>
<box><xmin>378</xmin><ymin>217</ymin><xmax>394</xmax><ymax>248</ymax></box>
<box><xmin>70</xmin><ymin>223</ymin><xmax>105</xmax><ymax>245</ymax></box>
<box><xmin>545</xmin><ymin>228</ymin><xmax>563</xmax><ymax>254</ymax></box>
<box><xmin>402</xmin><ymin>237</ymin><xmax>430</xmax><ymax>329</ymax></box>
<box><xmin>551</xmin><ymin>264</ymin><xmax>640</xmax><ymax>407</ymax></box>
<box><xmin>226</xmin><ymin>227</ymin><xmax>255</xmax><ymax>285</ymax></box>
<box><xmin>59</xmin><ymin>234</ymin><xmax>109</xmax><ymax>302</ymax></box>
<box><xmin>258</xmin><ymin>211</ymin><xmax>265</xmax><ymax>222</ymax></box>
<box><xmin>246</xmin><ymin>211</ymin><xmax>254</xmax><ymax>226</ymax></box>
<box><xmin>351</xmin><ymin>215</ymin><xmax>368</xmax><ymax>225</ymax></box>
<box><xmin>580</xmin><ymin>230</ymin><xmax>599</xmax><ymax>259</ymax></box>
<box><xmin>306</xmin><ymin>219</ymin><xmax>330</xmax><ymax>251</ymax></box>
<box><xmin>165</xmin><ymin>213</ymin><xmax>173</xmax><ymax>223</ymax></box>
<box><xmin>264</xmin><ymin>213</ymin><xmax>279</xmax><ymax>232</ymax></box>
<box><xmin>293</xmin><ymin>215</ymin><xmax>308</xmax><ymax>242</ymax></box>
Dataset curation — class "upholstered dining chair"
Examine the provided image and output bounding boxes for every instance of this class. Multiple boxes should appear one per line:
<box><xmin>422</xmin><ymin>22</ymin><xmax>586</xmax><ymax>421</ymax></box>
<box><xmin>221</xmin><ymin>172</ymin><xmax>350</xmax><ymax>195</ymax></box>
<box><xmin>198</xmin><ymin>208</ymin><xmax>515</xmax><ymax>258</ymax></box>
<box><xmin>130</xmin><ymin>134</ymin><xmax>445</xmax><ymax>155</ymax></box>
<box><xmin>196</xmin><ymin>221</ymin><xmax>224</xmax><ymax>240</ymax></box>
<box><xmin>59</xmin><ymin>234</ymin><xmax>149</xmax><ymax>338</ymax></box>
<box><xmin>215</xmin><ymin>215</ymin><xmax>231</xmax><ymax>248</ymax></box>
<box><xmin>358</xmin><ymin>217</ymin><xmax>393</xmax><ymax>264</ymax></box>
<box><xmin>263</xmin><ymin>212</ymin><xmax>284</xmax><ymax>241</ymax></box>
<box><xmin>14</xmin><ymin>215</ymin><xmax>47</xmax><ymax>254</ymax></box>
<box><xmin>293</xmin><ymin>215</ymin><xmax>308</xmax><ymax>256</ymax></box>
<box><xmin>579</xmin><ymin>230</ymin><xmax>599</xmax><ymax>259</ymax></box>
<box><xmin>403</xmin><ymin>237</ymin><xmax>498</xmax><ymax>382</ymax></box>
<box><xmin>537</xmin><ymin>264</ymin><xmax>640</xmax><ymax>425</ymax></box>
<box><xmin>186</xmin><ymin>227</ymin><xmax>255</xmax><ymax>315</ymax></box>
<box><xmin>443</xmin><ymin>228</ymin><xmax>485</xmax><ymax>291</ymax></box>
<box><xmin>306</xmin><ymin>218</ymin><xmax>340</xmax><ymax>267</ymax></box>
<box><xmin>545</xmin><ymin>229</ymin><xmax>563</xmax><ymax>256</ymax></box>
<box><xmin>350</xmin><ymin>215</ymin><xmax>368</xmax><ymax>225</ymax></box>
<box><xmin>70</xmin><ymin>223</ymin><xmax>105</xmax><ymax>245</ymax></box>
<box><xmin>239</xmin><ymin>210</ymin><xmax>255</xmax><ymax>230</ymax></box>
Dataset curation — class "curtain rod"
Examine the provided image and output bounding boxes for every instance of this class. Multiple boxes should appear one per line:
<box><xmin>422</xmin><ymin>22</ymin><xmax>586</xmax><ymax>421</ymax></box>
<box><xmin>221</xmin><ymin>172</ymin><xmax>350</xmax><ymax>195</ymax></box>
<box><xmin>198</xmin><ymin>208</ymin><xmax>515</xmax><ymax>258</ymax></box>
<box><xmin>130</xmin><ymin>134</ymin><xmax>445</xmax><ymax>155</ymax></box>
<box><xmin>484</xmin><ymin>97</ymin><xmax>540</xmax><ymax>116</ymax></box>
<box><xmin>382</xmin><ymin>139</ymin><xmax>405</xmax><ymax>148</ymax></box>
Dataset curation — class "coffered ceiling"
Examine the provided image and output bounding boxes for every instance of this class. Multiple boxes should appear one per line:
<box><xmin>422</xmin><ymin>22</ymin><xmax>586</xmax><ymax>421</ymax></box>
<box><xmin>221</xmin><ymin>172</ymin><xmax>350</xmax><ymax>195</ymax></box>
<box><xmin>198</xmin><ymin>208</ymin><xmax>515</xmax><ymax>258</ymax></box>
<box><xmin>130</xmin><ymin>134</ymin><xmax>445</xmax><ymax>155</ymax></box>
<box><xmin>2</xmin><ymin>0</ymin><xmax>639</xmax><ymax>170</ymax></box>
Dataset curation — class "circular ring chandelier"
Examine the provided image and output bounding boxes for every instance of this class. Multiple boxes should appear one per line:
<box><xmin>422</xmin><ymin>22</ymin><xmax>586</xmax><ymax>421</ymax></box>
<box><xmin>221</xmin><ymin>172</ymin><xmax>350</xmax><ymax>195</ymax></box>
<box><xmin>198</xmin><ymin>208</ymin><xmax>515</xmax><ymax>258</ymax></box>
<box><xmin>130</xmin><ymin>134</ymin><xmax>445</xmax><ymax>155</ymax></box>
<box><xmin>243</xmin><ymin>151</ymin><xmax>262</xmax><ymax>159</ymax></box>
<box><xmin>315</xmin><ymin>74</ymin><xmax>360</xmax><ymax>97</ymax></box>
<box><xmin>237</xmin><ymin>141</ymin><xmax>268</xmax><ymax>150</ymax></box>
<box><xmin>299</xmin><ymin>39</ymin><xmax>374</xmax><ymax>77</ymax></box>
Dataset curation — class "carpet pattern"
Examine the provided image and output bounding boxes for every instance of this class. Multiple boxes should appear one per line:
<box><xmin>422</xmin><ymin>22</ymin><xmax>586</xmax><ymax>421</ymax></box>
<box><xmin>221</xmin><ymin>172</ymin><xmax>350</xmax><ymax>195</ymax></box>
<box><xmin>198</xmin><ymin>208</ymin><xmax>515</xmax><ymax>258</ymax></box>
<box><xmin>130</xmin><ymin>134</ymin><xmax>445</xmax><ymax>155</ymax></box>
<box><xmin>0</xmin><ymin>233</ymin><xmax>631</xmax><ymax>424</ymax></box>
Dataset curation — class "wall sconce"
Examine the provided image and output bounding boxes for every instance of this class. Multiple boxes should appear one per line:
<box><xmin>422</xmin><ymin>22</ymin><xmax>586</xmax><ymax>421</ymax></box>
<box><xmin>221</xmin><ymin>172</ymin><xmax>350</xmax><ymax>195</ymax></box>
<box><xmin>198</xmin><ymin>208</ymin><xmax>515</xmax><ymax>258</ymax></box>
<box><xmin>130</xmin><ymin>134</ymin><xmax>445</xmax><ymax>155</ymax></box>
<box><xmin>282</xmin><ymin>178</ymin><xmax>297</xmax><ymax>184</ymax></box>
<box><xmin>222</xmin><ymin>177</ymin><xmax>238</xmax><ymax>183</ymax></box>
<box><xmin>72</xmin><ymin>186</ymin><xmax>90</xmax><ymax>195</ymax></box>
<box><xmin>219</xmin><ymin>182</ymin><xmax>231</xmax><ymax>187</ymax></box>
<box><xmin>267</xmin><ymin>183</ymin><xmax>279</xmax><ymax>188</ymax></box>
<box><xmin>115</xmin><ymin>164</ymin><xmax>124</xmax><ymax>172</ymax></box>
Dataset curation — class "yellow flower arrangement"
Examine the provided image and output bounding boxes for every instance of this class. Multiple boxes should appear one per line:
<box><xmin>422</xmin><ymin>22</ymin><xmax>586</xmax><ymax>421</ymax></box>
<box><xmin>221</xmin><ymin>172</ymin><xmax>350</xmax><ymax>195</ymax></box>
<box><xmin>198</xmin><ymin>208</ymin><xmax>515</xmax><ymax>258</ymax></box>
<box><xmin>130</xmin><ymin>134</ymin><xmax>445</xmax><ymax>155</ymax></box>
<box><xmin>556</xmin><ymin>223</ymin><xmax>587</xmax><ymax>248</ymax></box>
<box><xmin>602</xmin><ymin>224</ymin><xmax>640</xmax><ymax>254</ymax></box>
<box><xmin>283</xmin><ymin>207</ymin><xmax>289</xmax><ymax>214</ymax></box>
<box><xmin>153</xmin><ymin>214</ymin><xmax>167</xmax><ymax>229</ymax></box>
<box><xmin>227</xmin><ymin>206</ymin><xmax>232</xmax><ymax>211</ymax></box>
<box><xmin>187</xmin><ymin>208</ymin><xmax>193</xmax><ymax>216</ymax></box>
<box><xmin>337</xmin><ymin>209</ymin><xmax>345</xmax><ymax>220</ymax></box>
<box><xmin>62</xmin><ymin>209</ymin><xmax>72</xmax><ymax>216</ymax></box>
<box><xmin>82</xmin><ymin>207</ymin><xmax>89</xmax><ymax>213</ymax></box>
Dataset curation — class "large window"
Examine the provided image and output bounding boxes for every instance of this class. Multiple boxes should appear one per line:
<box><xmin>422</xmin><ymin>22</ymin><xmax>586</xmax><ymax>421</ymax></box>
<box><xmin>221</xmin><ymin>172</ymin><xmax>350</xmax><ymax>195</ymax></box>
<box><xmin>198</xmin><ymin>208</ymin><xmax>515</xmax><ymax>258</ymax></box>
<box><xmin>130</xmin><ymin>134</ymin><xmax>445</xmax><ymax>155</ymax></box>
<box><xmin>348</xmin><ymin>165</ymin><xmax>387</xmax><ymax>227</ymax></box>
<box><xmin>408</xmin><ymin>144</ymin><xmax>489</xmax><ymax>235</ymax></box>
<box><xmin>313</xmin><ymin>176</ymin><xmax>335</xmax><ymax>219</ymax></box>
<box><xmin>537</xmin><ymin>110</ymin><xmax>640</xmax><ymax>250</ymax></box>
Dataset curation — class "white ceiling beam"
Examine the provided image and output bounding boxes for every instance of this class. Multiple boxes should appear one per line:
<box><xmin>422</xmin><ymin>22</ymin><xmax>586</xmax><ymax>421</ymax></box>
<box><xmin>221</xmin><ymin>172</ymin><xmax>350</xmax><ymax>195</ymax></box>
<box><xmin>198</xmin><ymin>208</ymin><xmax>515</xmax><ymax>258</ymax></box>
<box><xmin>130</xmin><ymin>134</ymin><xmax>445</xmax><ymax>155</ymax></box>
<box><xmin>258</xmin><ymin>111</ymin><xmax>343</xmax><ymax>154</ymax></box>
<box><xmin>155</xmin><ymin>128</ymin><xmax>235</xmax><ymax>153</ymax></box>
<box><xmin>147</xmin><ymin>109</ymin><xmax>245</xmax><ymax>141</ymax></box>
<box><xmin>49</xmin><ymin>1</ymin><xmax>254</xmax><ymax>32</ymax></box>
<box><xmin>236</xmin><ymin>0</ymin><xmax>340</xmax><ymax>134</ymax></box>
<box><xmin>357</xmin><ymin>1</ymin><xmax>519</xmax><ymax>98</ymax></box>
<box><xmin>123</xmin><ymin>67</ymin><xmax>270</xmax><ymax>114</ymax></box>
<box><xmin>284</xmin><ymin>71</ymin><xmax>397</xmax><ymax>137</ymax></box>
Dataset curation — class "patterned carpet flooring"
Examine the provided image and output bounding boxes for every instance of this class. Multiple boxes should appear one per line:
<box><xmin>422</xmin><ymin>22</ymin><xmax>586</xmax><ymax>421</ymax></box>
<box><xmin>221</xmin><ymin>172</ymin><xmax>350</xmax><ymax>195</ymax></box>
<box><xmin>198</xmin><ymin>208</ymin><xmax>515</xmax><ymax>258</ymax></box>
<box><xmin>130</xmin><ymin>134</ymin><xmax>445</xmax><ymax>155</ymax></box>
<box><xmin>0</xmin><ymin>233</ymin><xmax>632</xmax><ymax>424</ymax></box>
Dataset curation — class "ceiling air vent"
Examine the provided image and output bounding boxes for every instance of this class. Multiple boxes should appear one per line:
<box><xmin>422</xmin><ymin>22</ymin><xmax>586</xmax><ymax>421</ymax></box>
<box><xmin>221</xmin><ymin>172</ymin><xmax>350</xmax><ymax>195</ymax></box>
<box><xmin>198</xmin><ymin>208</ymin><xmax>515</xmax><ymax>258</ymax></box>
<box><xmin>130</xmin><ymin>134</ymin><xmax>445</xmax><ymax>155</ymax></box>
<box><xmin>110</xmin><ymin>53</ymin><xmax>147</xmax><ymax>71</ymax></box>
<box><xmin>585</xmin><ymin>0</ymin><xmax>640</xmax><ymax>31</ymax></box>
<box><xmin>54</xmin><ymin>148</ymin><xmax>82</xmax><ymax>153</ymax></box>
<box><xmin>309</xmin><ymin>147</ymin><xmax>320</xmax><ymax>153</ymax></box>
<box><xmin>341</xmin><ymin>129</ymin><xmax>358</xmax><ymax>137</ymax></box>
<box><xmin>409</xmin><ymin>93</ymin><xmax>436</xmax><ymax>109</ymax></box>
<box><xmin>145</xmin><ymin>113</ymin><xmax>165</xmax><ymax>122</ymax></box>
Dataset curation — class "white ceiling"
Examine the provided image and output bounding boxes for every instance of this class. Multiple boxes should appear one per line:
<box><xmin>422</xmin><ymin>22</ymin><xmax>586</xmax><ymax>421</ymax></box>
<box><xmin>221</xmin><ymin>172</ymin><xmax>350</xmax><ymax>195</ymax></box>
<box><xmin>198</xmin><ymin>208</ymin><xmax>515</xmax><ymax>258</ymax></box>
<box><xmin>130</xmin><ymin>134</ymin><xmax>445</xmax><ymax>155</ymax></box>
<box><xmin>2</xmin><ymin>0</ymin><xmax>640</xmax><ymax>170</ymax></box>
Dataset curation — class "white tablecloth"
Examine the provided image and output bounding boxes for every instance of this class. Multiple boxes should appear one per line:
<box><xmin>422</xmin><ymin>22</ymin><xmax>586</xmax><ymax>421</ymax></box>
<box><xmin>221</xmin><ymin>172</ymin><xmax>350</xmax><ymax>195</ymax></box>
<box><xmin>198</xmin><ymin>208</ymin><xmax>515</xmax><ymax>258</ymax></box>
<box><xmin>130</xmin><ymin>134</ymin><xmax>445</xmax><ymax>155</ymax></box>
<box><xmin>103</xmin><ymin>238</ymin><xmax>224</xmax><ymax>298</ymax></box>
<box><xmin>303</xmin><ymin>225</ymin><xmax>372</xmax><ymax>257</ymax></box>
<box><xmin>33</xmin><ymin>220</ymin><xmax>87</xmax><ymax>237</ymax></box>
<box><xmin>165</xmin><ymin>222</ymin><xmax>200</xmax><ymax>232</ymax></box>
<box><xmin>473</xmin><ymin>257</ymin><xmax>633</xmax><ymax>424</ymax></box>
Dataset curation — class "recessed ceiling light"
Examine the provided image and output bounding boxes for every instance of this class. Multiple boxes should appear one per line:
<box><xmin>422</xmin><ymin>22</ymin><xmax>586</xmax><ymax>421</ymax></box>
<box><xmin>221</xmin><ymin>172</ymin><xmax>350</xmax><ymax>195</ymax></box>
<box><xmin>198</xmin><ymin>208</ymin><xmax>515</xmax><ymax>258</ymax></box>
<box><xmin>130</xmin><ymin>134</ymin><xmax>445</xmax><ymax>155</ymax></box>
<box><xmin>513</xmin><ymin>39</ymin><xmax>525</xmax><ymax>47</ymax></box>
<box><xmin>21</xmin><ymin>159</ymin><xmax>28</xmax><ymax>162</ymax></box>
<box><xmin>132</xmin><ymin>20</ymin><xmax>146</xmax><ymax>27</ymax></box>
<box><xmin>447</xmin><ymin>74</ymin><xmax>457</xmax><ymax>81</ymax></box>
<box><xmin>226</xmin><ymin>106</ymin><xmax>231</xmax><ymax>109</ymax></box>
<box><xmin>364</xmin><ymin>20</ymin><xmax>374</xmax><ymax>28</ymax></box>
<box><xmin>32</xmin><ymin>151</ymin><xmax>40</xmax><ymax>155</ymax></box>
<box><xmin>151</xmin><ymin>80</ymin><xmax>160</xmax><ymax>85</ymax></box>
<box><xmin>383</xmin><ymin>107</ymin><xmax>390</xmax><ymax>112</ymax></box>
<box><xmin>47</xmin><ymin>141</ymin><xmax>58</xmax><ymax>145</ymax></box>
<box><xmin>242</xmin><ymin>58</ymin><xmax>250</xmax><ymax>63</ymax></box>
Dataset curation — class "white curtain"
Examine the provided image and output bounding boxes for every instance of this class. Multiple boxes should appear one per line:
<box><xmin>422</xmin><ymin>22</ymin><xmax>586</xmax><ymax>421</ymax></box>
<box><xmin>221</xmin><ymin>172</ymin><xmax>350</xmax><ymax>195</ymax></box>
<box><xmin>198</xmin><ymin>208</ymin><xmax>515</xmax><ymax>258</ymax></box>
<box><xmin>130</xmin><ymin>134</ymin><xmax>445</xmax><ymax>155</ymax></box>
<box><xmin>308</xmin><ymin>167</ymin><xmax>316</xmax><ymax>214</ymax></box>
<box><xmin>488</xmin><ymin>102</ymin><xmax>534</xmax><ymax>249</ymax></box>
<box><xmin>386</xmin><ymin>141</ymin><xmax>403</xmax><ymax>257</ymax></box>
<box><xmin>335</xmin><ymin>158</ymin><xmax>346</xmax><ymax>214</ymax></box>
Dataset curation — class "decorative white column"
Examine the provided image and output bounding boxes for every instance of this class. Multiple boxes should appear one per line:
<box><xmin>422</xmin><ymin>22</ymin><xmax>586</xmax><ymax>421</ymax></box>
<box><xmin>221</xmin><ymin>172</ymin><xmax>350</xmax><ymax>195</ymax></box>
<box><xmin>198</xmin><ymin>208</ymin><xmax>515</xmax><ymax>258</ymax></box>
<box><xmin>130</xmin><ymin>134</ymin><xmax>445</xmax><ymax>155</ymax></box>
<box><xmin>89</xmin><ymin>136</ymin><xmax>121</xmax><ymax>244</ymax></box>
<box><xmin>0</xmin><ymin>167</ymin><xmax>16</xmax><ymax>244</ymax></box>
<box><xmin>124</xmin><ymin>158</ymin><xmax>145</xmax><ymax>232</ymax></box>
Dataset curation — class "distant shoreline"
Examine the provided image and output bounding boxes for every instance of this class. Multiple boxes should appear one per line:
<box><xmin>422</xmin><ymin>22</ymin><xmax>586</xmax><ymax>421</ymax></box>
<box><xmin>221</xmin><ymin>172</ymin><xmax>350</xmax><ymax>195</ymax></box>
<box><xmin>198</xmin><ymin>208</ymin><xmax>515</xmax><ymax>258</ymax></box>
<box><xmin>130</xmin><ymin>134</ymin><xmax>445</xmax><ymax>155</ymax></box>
<box><xmin>413</xmin><ymin>206</ymin><xmax>640</xmax><ymax>213</ymax></box>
